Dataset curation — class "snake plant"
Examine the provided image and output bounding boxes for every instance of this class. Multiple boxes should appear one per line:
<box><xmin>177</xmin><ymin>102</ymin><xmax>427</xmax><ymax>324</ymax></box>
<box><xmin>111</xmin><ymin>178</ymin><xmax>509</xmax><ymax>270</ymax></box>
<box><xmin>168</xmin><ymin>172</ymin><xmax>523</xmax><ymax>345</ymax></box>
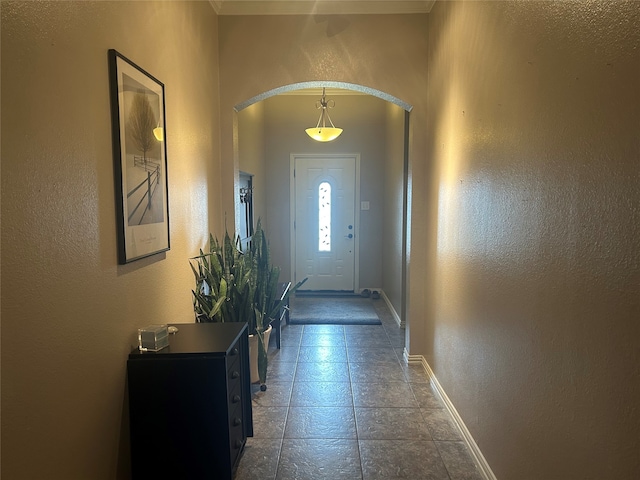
<box><xmin>190</xmin><ymin>219</ymin><xmax>306</xmax><ymax>384</ymax></box>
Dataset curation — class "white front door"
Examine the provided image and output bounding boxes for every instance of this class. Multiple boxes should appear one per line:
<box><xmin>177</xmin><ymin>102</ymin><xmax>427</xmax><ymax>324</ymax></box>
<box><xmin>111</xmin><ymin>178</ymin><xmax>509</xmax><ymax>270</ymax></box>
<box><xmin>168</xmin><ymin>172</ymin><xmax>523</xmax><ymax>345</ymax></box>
<box><xmin>292</xmin><ymin>154</ymin><xmax>358</xmax><ymax>291</ymax></box>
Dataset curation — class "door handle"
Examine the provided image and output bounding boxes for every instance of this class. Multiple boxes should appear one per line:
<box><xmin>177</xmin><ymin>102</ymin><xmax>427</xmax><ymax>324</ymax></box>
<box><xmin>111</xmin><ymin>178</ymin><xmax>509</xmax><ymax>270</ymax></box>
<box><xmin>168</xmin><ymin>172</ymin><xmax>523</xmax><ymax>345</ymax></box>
<box><xmin>345</xmin><ymin>233</ymin><xmax>353</xmax><ymax>239</ymax></box>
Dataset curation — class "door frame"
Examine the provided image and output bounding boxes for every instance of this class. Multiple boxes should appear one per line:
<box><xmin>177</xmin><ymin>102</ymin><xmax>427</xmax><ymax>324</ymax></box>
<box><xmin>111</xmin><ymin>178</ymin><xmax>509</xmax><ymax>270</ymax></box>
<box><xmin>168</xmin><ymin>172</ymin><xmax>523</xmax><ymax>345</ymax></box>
<box><xmin>290</xmin><ymin>153</ymin><xmax>361</xmax><ymax>291</ymax></box>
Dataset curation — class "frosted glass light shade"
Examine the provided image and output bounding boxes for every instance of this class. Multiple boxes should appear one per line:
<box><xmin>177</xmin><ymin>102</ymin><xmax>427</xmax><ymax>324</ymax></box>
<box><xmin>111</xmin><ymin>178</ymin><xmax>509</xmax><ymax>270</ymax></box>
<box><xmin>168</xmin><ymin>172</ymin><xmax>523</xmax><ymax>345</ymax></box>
<box><xmin>305</xmin><ymin>127</ymin><xmax>343</xmax><ymax>142</ymax></box>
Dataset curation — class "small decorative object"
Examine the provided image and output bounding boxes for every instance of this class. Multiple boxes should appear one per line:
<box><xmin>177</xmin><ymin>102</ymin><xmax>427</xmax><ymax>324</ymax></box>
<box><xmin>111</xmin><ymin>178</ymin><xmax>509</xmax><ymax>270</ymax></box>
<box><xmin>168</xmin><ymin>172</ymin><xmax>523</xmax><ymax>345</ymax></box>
<box><xmin>138</xmin><ymin>324</ymin><xmax>169</xmax><ymax>352</ymax></box>
<box><xmin>108</xmin><ymin>49</ymin><xmax>170</xmax><ymax>264</ymax></box>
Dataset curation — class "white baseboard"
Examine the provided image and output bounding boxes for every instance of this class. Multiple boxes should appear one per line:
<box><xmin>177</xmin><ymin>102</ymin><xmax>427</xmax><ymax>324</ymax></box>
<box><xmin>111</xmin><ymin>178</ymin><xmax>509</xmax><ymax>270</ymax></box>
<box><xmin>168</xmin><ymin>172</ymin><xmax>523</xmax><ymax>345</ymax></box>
<box><xmin>403</xmin><ymin>350</ymin><xmax>497</xmax><ymax>480</ymax></box>
<box><xmin>380</xmin><ymin>290</ymin><xmax>404</xmax><ymax>327</ymax></box>
<box><xmin>404</xmin><ymin>349</ymin><xmax>422</xmax><ymax>365</ymax></box>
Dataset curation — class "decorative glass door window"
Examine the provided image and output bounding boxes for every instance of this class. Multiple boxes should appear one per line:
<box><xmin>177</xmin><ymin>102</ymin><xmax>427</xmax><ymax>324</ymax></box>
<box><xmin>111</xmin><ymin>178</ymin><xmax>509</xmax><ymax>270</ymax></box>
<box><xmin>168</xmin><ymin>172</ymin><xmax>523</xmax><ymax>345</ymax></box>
<box><xmin>318</xmin><ymin>181</ymin><xmax>331</xmax><ymax>252</ymax></box>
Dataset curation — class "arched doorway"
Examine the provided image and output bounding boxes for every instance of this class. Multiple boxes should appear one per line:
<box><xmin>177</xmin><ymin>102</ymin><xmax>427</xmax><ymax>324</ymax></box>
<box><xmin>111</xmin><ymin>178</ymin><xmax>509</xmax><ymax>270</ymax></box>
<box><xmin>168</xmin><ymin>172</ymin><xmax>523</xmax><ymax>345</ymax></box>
<box><xmin>233</xmin><ymin>82</ymin><xmax>411</xmax><ymax>332</ymax></box>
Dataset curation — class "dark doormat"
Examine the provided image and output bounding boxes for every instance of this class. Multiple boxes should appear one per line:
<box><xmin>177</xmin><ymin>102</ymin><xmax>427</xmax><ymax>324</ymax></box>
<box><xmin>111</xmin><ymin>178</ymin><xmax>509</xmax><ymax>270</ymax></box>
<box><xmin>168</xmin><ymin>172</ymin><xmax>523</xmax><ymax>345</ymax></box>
<box><xmin>295</xmin><ymin>290</ymin><xmax>360</xmax><ymax>297</ymax></box>
<box><xmin>289</xmin><ymin>296</ymin><xmax>381</xmax><ymax>325</ymax></box>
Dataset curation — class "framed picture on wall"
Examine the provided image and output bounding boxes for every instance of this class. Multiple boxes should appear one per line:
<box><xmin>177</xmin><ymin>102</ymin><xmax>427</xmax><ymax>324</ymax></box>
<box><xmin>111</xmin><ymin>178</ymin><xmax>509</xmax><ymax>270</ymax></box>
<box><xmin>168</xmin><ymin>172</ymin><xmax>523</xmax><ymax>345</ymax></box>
<box><xmin>108</xmin><ymin>49</ymin><xmax>170</xmax><ymax>264</ymax></box>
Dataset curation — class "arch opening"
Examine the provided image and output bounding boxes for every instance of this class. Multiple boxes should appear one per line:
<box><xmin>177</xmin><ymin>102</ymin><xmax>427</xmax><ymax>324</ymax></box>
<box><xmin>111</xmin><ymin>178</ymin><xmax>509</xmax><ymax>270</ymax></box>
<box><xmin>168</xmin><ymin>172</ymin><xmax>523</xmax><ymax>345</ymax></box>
<box><xmin>233</xmin><ymin>82</ymin><xmax>411</xmax><ymax>335</ymax></box>
<box><xmin>235</xmin><ymin>81</ymin><xmax>413</xmax><ymax>113</ymax></box>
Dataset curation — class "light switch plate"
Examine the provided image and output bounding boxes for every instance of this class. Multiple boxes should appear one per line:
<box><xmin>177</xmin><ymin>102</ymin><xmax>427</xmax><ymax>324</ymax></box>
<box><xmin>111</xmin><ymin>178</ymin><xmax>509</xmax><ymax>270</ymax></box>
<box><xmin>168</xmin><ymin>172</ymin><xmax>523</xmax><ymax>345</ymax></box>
<box><xmin>361</xmin><ymin>201</ymin><xmax>370</xmax><ymax>210</ymax></box>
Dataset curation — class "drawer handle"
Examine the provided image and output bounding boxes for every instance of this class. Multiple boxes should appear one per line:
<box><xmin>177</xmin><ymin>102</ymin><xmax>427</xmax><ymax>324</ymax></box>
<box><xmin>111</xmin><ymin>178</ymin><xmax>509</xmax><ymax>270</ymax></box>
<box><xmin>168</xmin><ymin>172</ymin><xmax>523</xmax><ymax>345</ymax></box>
<box><xmin>231</xmin><ymin>371</ymin><xmax>240</xmax><ymax>379</ymax></box>
<box><xmin>231</xmin><ymin>347</ymin><xmax>239</xmax><ymax>356</ymax></box>
<box><xmin>232</xmin><ymin>394</ymin><xmax>241</xmax><ymax>403</ymax></box>
<box><xmin>233</xmin><ymin>417</ymin><xmax>242</xmax><ymax>426</ymax></box>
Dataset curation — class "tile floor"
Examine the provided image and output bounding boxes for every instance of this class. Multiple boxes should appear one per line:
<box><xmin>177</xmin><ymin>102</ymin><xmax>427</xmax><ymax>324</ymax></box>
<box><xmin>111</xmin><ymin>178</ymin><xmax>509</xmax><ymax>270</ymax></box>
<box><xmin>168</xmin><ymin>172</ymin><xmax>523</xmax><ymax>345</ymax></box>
<box><xmin>234</xmin><ymin>299</ymin><xmax>483</xmax><ymax>480</ymax></box>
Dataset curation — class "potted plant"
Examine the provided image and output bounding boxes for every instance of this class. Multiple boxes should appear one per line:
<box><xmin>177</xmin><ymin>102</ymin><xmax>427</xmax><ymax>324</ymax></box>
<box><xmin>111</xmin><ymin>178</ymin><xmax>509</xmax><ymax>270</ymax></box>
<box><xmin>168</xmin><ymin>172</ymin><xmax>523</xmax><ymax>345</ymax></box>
<box><xmin>190</xmin><ymin>219</ymin><xmax>306</xmax><ymax>387</ymax></box>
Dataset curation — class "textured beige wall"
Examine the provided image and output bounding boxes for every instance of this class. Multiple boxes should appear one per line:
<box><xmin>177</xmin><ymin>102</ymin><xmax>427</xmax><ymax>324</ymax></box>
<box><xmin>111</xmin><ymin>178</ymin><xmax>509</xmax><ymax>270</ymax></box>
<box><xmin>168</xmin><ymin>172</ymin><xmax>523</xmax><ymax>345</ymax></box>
<box><xmin>383</xmin><ymin>102</ymin><xmax>406</xmax><ymax>317</ymax></box>
<box><xmin>238</xmin><ymin>101</ymin><xmax>267</xmax><ymax>231</ymax></box>
<box><xmin>219</xmin><ymin>14</ymin><xmax>430</xmax><ymax>351</ymax></box>
<box><xmin>427</xmin><ymin>1</ymin><xmax>640</xmax><ymax>478</ymax></box>
<box><xmin>261</xmin><ymin>94</ymin><xmax>386</xmax><ymax>287</ymax></box>
<box><xmin>1</xmin><ymin>1</ymin><xmax>220</xmax><ymax>478</ymax></box>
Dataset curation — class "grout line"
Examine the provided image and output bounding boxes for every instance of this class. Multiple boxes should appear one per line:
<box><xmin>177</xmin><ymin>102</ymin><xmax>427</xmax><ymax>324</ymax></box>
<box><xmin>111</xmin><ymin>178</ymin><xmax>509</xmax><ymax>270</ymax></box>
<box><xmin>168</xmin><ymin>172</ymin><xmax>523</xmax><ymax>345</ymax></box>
<box><xmin>271</xmin><ymin>437</ymin><xmax>284</xmax><ymax>480</ymax></box>
<box><xmin>345</xmin><ymin>322</ymin><xmax>365</xmax><ymax>480</ymax></box>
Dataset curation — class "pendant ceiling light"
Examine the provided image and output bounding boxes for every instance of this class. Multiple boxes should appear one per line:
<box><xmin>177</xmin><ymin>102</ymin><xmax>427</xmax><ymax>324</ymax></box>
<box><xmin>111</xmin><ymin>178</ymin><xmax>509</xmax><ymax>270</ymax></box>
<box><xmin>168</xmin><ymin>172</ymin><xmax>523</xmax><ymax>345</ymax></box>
<box><xmin>305</xmin><ymin>88</ymin><xmax>343</xmax><ymax>142</ymax></box>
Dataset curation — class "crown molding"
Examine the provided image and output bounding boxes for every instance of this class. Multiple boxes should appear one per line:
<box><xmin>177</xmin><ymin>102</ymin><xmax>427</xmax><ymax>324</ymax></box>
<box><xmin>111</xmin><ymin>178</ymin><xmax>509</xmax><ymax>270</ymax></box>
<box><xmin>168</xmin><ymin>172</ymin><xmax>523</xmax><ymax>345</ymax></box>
<box><xmin>209</xmin><ymin>1</ymin><xmax>435</xmax><ymax>16</ymax></box>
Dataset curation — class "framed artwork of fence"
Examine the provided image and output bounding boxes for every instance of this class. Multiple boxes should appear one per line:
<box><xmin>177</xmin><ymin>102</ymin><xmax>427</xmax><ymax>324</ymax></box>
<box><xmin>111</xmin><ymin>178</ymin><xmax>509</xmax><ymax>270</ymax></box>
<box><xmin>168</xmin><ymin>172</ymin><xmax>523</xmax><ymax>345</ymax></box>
<box><xmin>108</xmin><ymin>49</ymin><xmax>169</xmax><ymax>264</ymax></box>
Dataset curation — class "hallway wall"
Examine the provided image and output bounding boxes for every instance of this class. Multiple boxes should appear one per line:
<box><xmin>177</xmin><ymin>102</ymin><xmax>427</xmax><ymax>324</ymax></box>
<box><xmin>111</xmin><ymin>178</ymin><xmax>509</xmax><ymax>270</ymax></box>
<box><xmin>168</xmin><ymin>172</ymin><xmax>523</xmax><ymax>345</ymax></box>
<box><xmin>238</xmin><ymin>101</ymin><xmax>268</xmax><ymax>231</ymax></box>
<box><xmin>1</xmin><ymin>2</ymin><xmax>220</xmax><ymax>478</ymax></box>
<box><xmin>426</xmin><ymin>1</ymin><xmax>640</xmax><ymax>478</ymax></box>
<box><xmin>383</xmin><ymin>103</ymin><xmax>407</xmax><ymax>319</ymax></box>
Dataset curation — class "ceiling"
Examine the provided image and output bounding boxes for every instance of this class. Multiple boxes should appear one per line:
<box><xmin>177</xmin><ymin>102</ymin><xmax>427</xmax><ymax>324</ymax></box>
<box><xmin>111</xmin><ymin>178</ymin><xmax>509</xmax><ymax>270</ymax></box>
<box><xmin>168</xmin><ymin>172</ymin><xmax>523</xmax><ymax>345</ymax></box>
<box><xmin>209</xmin><ymin>0</ymin><xmax>435</xmax><ymax>15</ymax></box>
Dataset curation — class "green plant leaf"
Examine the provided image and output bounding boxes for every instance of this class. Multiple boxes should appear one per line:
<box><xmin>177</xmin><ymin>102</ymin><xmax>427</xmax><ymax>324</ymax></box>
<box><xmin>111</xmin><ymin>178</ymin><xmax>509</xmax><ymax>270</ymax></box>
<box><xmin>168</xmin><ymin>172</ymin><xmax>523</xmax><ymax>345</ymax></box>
<box><xmin>190</xmin><ymin>218</ymin><xmax>309</xmax><ymax>386</ymax></box>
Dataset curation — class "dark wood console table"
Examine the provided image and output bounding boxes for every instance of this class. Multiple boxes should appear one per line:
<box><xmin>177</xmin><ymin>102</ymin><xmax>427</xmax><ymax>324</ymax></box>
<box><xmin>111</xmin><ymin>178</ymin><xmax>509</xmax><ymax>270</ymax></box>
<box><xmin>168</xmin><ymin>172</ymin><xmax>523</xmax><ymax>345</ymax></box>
<box><xmin>127</xmin><ymin>322</ymin><xmax>252</xmax><ymax>479</ymax></box>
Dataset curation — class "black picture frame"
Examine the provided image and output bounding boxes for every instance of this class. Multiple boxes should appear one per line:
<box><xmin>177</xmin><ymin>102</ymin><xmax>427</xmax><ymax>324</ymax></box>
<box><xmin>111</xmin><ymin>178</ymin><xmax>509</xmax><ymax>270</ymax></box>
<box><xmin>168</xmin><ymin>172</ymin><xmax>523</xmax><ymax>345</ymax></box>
<box><xmin>108</xmin><ymin>49</ymin><xmax>169</xmax><ymax>264</ymax></box>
